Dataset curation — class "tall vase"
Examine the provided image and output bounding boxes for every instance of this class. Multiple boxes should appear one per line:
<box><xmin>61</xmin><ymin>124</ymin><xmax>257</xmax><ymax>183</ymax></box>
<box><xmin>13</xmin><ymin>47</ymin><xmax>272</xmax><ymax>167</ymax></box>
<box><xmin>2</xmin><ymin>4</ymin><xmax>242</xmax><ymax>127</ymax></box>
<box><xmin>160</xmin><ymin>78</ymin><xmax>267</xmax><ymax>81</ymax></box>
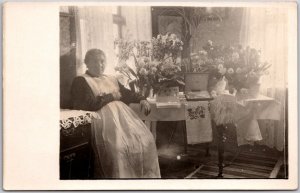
<box><xmin>156</xmin><ymin>86</ymin><xmax>180</xmax><ymax>103</ymax></box>
<box><xmin>140</xmin><ymin>86</ymin><xmax>153</xmax><ymax>98</ymax></box>
<box><xmin>157</xmin><ymin>86</ymin><xmax>179</xmax><ymax>97</ymax></box>
<box><xmin>249</xmin><ymin>83</ymin><xmax>261</xmax><ymax>98</ymax></box>
<box><xmin>214</xmin><ymin>76</ymin><xmax>228</xmax><ymax>95</ymax></box>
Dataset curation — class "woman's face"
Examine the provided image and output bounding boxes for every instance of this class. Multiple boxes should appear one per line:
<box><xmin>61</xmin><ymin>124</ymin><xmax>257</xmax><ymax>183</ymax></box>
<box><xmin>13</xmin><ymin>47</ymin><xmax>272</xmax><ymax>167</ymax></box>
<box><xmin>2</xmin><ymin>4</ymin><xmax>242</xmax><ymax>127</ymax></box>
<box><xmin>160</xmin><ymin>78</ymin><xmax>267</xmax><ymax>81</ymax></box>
<box><xmin>87</xmin><ymin>54</ymin><xmax>106</xmax><ymax>77</ymax></box>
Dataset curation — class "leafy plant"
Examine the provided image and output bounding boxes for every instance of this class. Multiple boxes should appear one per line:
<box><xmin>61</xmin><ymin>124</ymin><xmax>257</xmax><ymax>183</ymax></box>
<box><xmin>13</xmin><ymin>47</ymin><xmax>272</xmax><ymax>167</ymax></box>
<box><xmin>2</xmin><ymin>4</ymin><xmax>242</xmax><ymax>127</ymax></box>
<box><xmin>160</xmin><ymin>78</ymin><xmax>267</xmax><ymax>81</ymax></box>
<box><xmin>114</xmin><ymin>33</ymin><xmax>185</xmax><ymax>96</ymax></box>
<box><xmin>187</xmin><ymin>40</ymin><xmax>271</xmax><ymax>91</ymax></box>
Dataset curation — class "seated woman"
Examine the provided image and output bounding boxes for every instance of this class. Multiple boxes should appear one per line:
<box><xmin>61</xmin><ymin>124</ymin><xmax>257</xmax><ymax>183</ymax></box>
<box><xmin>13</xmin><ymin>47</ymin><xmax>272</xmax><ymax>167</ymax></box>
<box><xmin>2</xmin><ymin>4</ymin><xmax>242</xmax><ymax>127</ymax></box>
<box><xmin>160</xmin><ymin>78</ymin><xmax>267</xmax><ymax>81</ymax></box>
<box><xmin>70</xmin><ymin>49</ymin><xmax>161</xmax><ymax>178</ymax></box>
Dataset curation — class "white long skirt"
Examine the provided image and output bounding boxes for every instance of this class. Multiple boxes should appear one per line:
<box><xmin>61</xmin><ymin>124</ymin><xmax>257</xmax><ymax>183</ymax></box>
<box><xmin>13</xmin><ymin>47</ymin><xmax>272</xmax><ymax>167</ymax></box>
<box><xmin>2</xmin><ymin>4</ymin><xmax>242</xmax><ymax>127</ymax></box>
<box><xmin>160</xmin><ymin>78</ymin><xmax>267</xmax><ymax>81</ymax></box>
<box><xmin>91</xmin><ymin>101</ymin><xmax>161</xmax><ymax>178</ymax></box>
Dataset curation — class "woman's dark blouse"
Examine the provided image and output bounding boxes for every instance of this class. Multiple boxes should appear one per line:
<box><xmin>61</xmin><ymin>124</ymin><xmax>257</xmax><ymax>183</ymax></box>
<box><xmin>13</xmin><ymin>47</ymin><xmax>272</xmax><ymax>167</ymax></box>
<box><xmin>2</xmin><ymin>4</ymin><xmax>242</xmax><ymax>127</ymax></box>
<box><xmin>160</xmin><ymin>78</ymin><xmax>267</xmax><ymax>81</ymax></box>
<box><xmin>70</xmin><ymin>75</ymin><xmax>145</xmax><ymax>111</ymax></box>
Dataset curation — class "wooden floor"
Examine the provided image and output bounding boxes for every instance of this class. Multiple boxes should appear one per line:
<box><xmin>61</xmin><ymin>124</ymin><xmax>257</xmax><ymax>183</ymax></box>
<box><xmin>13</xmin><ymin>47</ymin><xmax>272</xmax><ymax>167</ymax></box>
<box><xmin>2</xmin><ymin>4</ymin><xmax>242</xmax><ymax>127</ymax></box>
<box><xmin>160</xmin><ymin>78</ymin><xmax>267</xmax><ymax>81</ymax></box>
<box><xmin>158</xmin><ymin>144</ymin><xmax>287</xmax><ymax>179</ymax></box>
<box><xmin>156</xmin><ymin>121</ymin><xmax>287</xmax><ymax>179</ymax></box>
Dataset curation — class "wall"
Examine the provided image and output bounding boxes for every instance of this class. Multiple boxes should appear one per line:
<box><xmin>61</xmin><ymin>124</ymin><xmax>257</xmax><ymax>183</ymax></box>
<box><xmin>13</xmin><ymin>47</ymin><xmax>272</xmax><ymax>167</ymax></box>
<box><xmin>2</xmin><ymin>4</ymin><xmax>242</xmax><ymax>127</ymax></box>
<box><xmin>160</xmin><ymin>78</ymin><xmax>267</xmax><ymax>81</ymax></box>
<box><xmin>190</xmin><ymin>8</ymin><xmax>244</xmax><ymax>53</ymax></box>
<box><xmin>60</xmin><ymin>11</ymin><xmax>77</xmax><ymax>109</ymax></box>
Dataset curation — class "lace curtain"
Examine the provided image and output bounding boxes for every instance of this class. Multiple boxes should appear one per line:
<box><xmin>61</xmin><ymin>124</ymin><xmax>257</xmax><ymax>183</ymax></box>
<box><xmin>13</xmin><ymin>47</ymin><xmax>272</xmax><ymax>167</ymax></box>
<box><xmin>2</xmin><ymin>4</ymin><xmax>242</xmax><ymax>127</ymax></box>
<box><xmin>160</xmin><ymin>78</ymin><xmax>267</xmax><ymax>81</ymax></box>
<box><xmin>74</xmin><ymin>7</ymin><xmax>115</xmax><ymax>75</ymax></box>
<box><xmin>74</xmin><ymin>6</ymin><xmax>152</xmax><ymax>76</ymax></box>
<box><xmin>121</xmin><ymin>7</ymin><xmax>152</xmax><ymax>41</ymax></box>
<box><xmin>239</xmin><ymin>7</ymin><xmax>288</xmax><ymax>93</ymax></box>
<box><xmin>239</xmin><ymin>7</ymin><xmax>290</xmax><ymax>151</ymax></box>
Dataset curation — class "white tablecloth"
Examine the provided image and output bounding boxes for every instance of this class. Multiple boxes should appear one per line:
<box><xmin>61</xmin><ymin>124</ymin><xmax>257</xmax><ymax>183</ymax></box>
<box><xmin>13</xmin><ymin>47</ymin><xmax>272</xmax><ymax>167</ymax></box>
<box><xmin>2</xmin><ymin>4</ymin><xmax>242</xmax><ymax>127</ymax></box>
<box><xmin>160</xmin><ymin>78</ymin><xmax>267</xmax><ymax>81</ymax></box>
<box><xmin>210</xmin><ymin>94</ymin><xmax>283</xmax><ymax>150</ymax></box>
<box><xmin>235</xmin><ymin>95</ymin><xmax>282</xmax><ymax>148</ymax></box>
<box><xmin>130</xmin><ymin>100</ymin><xmax>213</xmax><ymax>144</ymax></box>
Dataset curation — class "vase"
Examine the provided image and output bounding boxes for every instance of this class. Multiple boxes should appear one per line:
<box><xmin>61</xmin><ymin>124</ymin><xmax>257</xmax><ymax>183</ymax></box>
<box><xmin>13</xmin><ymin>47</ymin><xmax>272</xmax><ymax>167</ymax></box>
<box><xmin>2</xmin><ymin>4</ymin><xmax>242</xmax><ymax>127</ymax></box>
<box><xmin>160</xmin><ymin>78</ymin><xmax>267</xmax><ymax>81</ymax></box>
<box><xmin>249</xmin><ymin>83</ymin><xmax>261</xmax><ymax>98</ymax></box>
<box><xmin>140</xmin><ymin>86</ymin><xmax>153</xmax><ymax>98</ymax></box>
<box><xmin>214</xmin><ymin>76</ymin><xmax>228</xmax><ymax>95</ymax></box>
<box><xmin>157</xmin><ymin>86</ymin><xmax>179</xmax><ymax>97</ymax></box>
<box><xmin>184</xmin><ymin>72</ymin><xmax>209</xmax><ymax>92</ymax></box>
<box><xmin>156</xmin><ymin>86</ymin><xmax>180</xmax><ymax>103</ymax></box>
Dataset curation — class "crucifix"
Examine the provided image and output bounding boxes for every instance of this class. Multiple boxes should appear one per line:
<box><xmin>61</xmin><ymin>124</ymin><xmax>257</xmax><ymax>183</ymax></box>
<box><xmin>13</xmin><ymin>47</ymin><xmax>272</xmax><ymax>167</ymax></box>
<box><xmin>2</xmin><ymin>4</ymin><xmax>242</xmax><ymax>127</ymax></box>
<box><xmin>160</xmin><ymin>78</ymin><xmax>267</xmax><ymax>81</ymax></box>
<box><xmin>113</xmin><ymin>6</ymin><xmax>126</xmax><ymax>38</ymax></box>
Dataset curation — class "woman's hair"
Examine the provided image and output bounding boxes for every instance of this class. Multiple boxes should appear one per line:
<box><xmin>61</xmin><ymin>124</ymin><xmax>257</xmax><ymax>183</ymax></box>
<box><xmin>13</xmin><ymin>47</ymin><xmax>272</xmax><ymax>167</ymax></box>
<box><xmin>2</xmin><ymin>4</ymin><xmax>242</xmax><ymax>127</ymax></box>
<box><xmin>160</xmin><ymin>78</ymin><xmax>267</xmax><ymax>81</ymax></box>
<box><xmin>84</xmin><ymin>49</ymin><xmax>105</xmax><ymax>65</ymax></box>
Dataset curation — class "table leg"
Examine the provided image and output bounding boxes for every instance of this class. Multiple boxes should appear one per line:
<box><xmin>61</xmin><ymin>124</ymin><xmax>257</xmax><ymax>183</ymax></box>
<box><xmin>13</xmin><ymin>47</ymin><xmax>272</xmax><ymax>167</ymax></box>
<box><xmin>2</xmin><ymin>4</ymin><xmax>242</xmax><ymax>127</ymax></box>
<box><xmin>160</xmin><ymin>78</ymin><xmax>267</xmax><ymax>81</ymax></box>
<box><xmin>182</xmin><ymin>121</ymin><xmax>188</xmax><ymax>154</ymax></box>
<box><xmin>150</xmin><ymin>121</ymin><xmax>157</xmax><ymax>141</ymax></box>
<box><xmin>205</xmin><ymin>143</ymin><xmax>210</xmax><ymax>157</ymax></box>
<box><xmin>217</xmin><ymin>124</ymin><xmax>225</xmax><ymax>177</ymax></box>
<box><xmin>145</xmin><ymin>121</ymin><xmax>157</xmax><ymax>141</ymax></box>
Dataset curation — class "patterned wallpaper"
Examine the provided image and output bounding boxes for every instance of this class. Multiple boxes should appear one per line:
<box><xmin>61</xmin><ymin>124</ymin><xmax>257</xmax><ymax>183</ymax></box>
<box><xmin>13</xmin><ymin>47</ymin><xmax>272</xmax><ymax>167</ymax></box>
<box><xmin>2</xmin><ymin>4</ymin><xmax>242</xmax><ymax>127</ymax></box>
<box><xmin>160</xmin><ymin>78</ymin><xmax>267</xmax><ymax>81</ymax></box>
<box><xmin>60</xmin><ymin>16</ymin><xmax>71</xmax><ymax>56</ymax></box>
<box><xmin>60</xmin><ymin>14</ymin><xmax>76</xmax><ymax>108</ymax></box>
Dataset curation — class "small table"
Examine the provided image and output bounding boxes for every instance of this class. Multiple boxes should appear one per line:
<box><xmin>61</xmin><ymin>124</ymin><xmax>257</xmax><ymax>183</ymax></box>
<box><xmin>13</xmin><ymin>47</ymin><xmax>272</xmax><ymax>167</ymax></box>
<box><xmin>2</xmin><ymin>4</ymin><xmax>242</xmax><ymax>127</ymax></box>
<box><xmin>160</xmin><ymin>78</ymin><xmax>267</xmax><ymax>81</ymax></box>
<box><xmin>210</xmin><ymin>94</ymin><xmax>282</xmax><ymax>177</ymax></box>
<box><xmin>130</xmin><ymin>98</ymin><xmax>213</xmax><ymax>154</ymax></box>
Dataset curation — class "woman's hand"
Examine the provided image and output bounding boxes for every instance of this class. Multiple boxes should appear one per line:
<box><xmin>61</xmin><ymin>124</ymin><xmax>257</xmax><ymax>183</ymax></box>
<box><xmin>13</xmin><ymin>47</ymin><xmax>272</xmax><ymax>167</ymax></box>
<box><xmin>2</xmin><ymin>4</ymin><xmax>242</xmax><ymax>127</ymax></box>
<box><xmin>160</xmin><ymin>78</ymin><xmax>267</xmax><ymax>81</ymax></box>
<box><xmin>140</xmin><ymin>100</ymin><xmax>151</xmax><ymax>116</ymax></box>
<box><xmin>112</xmin><ymin>91</ymin><xmax>121</xmax><ymax>100</ymax></box>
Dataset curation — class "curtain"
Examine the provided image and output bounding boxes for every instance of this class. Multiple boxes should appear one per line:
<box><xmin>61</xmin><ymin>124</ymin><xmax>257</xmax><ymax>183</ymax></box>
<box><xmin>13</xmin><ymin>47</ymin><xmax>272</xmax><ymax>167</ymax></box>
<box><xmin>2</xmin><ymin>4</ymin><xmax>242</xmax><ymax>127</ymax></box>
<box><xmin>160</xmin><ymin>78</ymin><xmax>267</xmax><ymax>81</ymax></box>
<box><xmin>74</xmin><ymin>7</ymin><xmax>115</xmax><ymax>75</ymax></box>
<box><xmin>239</xmin><ymin>7</ymin><xmax>289</xmax><ymax>151</ymax></box>
<box><xmin>240</xmin><ymin>7</ymin><xmax>288</xmax><ymax>91</ymax></box>
<box><xmin>121</xmin><ymin>7</ymin><xmax>152</xmax><ymax>41</ymax></box>
<box><xmin>74</xmin><ymin>6</ymin><xmax>152</xmax><ymax>77</ymax></box>
<box><xmin>115</xmin><ymin>7</ymin><xmax>152</xmax><ymax>87</ymax></box>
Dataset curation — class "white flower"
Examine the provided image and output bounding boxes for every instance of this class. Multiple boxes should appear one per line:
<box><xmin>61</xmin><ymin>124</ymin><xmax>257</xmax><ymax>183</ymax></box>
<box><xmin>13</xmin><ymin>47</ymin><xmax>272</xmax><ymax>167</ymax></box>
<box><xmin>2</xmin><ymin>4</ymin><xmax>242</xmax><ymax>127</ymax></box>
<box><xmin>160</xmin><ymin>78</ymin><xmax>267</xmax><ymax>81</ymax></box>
<box><xmin>210</xmin><ymin>90</ymin><xmax>217</xmax><ymax>97</ymax></box>
<box><xmin>236</xmin><ymin>67</ymin><xmax>242</xmax><ymax>73</ymax></box>
<box><xmin>232</xmin><ymin>52</ymin><xmax>240</xmax><ymax>61</ymax></box>
<box><xmin>218</xmin><ymin>64</ymin><xmax>224</xmax><ymax>70</ymax></box>
<box><xmin>207</xmin><ymin>40</ymin><xmax>213</xmax><ymax>46</ymax></box>
<box><xmin>199</xmin><ymin>50</ymin><xmax>208</xmax><ymax>56</ymax></box>
<box><xmin>151</xmin><ymin>67</ymin><xmax>157</xmax><ymax>73</ymax></box>
<box><xmin>139</xmin><ymin>68</ymin><xmax>148</xmax><ymax>76</ymax></box>
<box><xmin>227</xmin><ymin>68</ymin><xmax>234</xmax><ymax>74</ymax></box>
<box><xmin>138</xmin><ymin>60</ymin><xmax>145</xmax><ymax>67</ymax></box>
<box><xmin>157</xmin><ymin>34</ymin><xmax>162</xmax><ymax>39</ymax></box>
<box><xmin>162</xmin><ymin>35</ymin><xmax>167</xmax><ymax>44</ymax></box>
<box><xmin>190</xmin><ymin>52</ymin><xmax>197</xmax><ymax>57</ymax></box>
<box><xmin>170</xmin><ymin>33</ymin><xmax>177</xmax><ymax>40</ymax></box>
<box><xmin>219</xmin><ymin>67</ymin><xmax>227</xmax><ymax>75</ymax></box>
<box><xmin>151</xmin><ymin>60</ymin><xmax>160</xmax><ymax>67</ymax></box>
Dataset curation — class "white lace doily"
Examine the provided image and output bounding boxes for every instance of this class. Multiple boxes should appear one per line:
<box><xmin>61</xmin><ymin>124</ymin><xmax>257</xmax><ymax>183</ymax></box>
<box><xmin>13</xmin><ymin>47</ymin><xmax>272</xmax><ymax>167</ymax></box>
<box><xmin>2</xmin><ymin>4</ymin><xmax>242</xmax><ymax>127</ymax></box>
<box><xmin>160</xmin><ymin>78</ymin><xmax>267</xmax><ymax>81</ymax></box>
<box><xmin>60</xmin><ymin>110</ymin><xmax>99</xmax><ymax>129</ymax></box>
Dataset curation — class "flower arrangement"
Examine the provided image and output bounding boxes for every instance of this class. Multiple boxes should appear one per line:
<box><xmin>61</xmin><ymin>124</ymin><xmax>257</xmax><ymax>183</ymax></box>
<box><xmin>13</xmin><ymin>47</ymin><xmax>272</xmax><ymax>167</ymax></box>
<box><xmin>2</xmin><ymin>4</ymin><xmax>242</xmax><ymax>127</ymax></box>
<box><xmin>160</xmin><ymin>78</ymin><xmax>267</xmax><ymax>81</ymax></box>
<box><xmin>114</xmin><ymin>33</ymin><xmax>185</xmax><ymax>96</ymax></box>
<box><xmin>187</xmin><ymin>40</ymin><xmax>271</xmax><ymax>92</ymax></box>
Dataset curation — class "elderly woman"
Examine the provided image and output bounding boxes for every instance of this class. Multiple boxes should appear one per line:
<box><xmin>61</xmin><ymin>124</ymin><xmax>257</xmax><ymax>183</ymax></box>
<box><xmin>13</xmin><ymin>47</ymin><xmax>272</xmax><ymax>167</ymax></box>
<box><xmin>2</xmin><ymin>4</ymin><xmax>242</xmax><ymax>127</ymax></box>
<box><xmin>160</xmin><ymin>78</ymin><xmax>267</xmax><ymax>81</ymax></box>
<box><xmin>70</xmin><ymin>49</ymin><xmax>160</xmax><ymax>178</ymax></box>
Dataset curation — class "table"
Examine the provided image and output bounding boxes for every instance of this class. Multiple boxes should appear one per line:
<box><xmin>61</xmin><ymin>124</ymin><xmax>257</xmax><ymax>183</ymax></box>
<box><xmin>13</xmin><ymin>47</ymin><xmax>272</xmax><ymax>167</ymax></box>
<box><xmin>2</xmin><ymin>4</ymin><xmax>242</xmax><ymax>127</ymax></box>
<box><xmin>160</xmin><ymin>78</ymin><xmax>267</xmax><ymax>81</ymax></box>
<box><xmin>130</xmin><ymin>99</ymin><xmax>213</xmax><ymax>154</ymax></box>
<box><xmin>60</xmin><ymin>94</ymin><xmax>281</xmax><ymax>178</ymax></box>
<box><xmin>210</xmin><ymin>94</ymin><xmax>282</xmax><ymax>177</ymax></box>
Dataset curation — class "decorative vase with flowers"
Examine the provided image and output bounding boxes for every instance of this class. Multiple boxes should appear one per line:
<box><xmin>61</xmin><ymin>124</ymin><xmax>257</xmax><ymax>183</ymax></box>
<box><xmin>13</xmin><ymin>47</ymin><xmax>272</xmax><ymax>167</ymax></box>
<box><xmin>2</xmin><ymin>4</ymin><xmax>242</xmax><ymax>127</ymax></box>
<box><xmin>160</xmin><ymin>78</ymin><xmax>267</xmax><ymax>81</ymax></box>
<box><xmin>114</xmin><ymin>33</ymin><xmax>185</xmax><ymax>100</ymax></box>
<box><xmin>185</xmin><ymin>40</ymin><xmax>271</xmax><ymax>98</ymax></box>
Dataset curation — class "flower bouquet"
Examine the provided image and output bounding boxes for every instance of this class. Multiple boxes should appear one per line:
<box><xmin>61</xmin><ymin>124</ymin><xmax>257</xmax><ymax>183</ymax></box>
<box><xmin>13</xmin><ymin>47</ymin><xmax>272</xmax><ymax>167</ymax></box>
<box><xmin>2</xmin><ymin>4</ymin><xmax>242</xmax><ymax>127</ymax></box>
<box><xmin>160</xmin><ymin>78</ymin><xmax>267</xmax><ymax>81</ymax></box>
<box><xmin>188</xmin><ymin>40</ymin><xmax>271</xmax><ymax>96</ymax></box>
<box><xmin>114</xmin><ymin>33</ymin><xmax>185</xmax><ymax>98</ymax></box>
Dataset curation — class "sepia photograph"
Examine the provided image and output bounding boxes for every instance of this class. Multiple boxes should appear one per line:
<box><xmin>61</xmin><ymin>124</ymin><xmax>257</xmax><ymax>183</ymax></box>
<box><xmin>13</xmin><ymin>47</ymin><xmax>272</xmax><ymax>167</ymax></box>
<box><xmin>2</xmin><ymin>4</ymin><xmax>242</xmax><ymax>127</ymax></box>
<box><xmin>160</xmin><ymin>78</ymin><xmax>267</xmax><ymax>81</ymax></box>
<box><xmin>3</xmin><ymin>1</ymin><xmax>297</xmax><ymax>190</ymax></box>
<box><xmin>60</xmin><ymin>5</ymin><xmax>289</xmax><ymax>179</ymax></box>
